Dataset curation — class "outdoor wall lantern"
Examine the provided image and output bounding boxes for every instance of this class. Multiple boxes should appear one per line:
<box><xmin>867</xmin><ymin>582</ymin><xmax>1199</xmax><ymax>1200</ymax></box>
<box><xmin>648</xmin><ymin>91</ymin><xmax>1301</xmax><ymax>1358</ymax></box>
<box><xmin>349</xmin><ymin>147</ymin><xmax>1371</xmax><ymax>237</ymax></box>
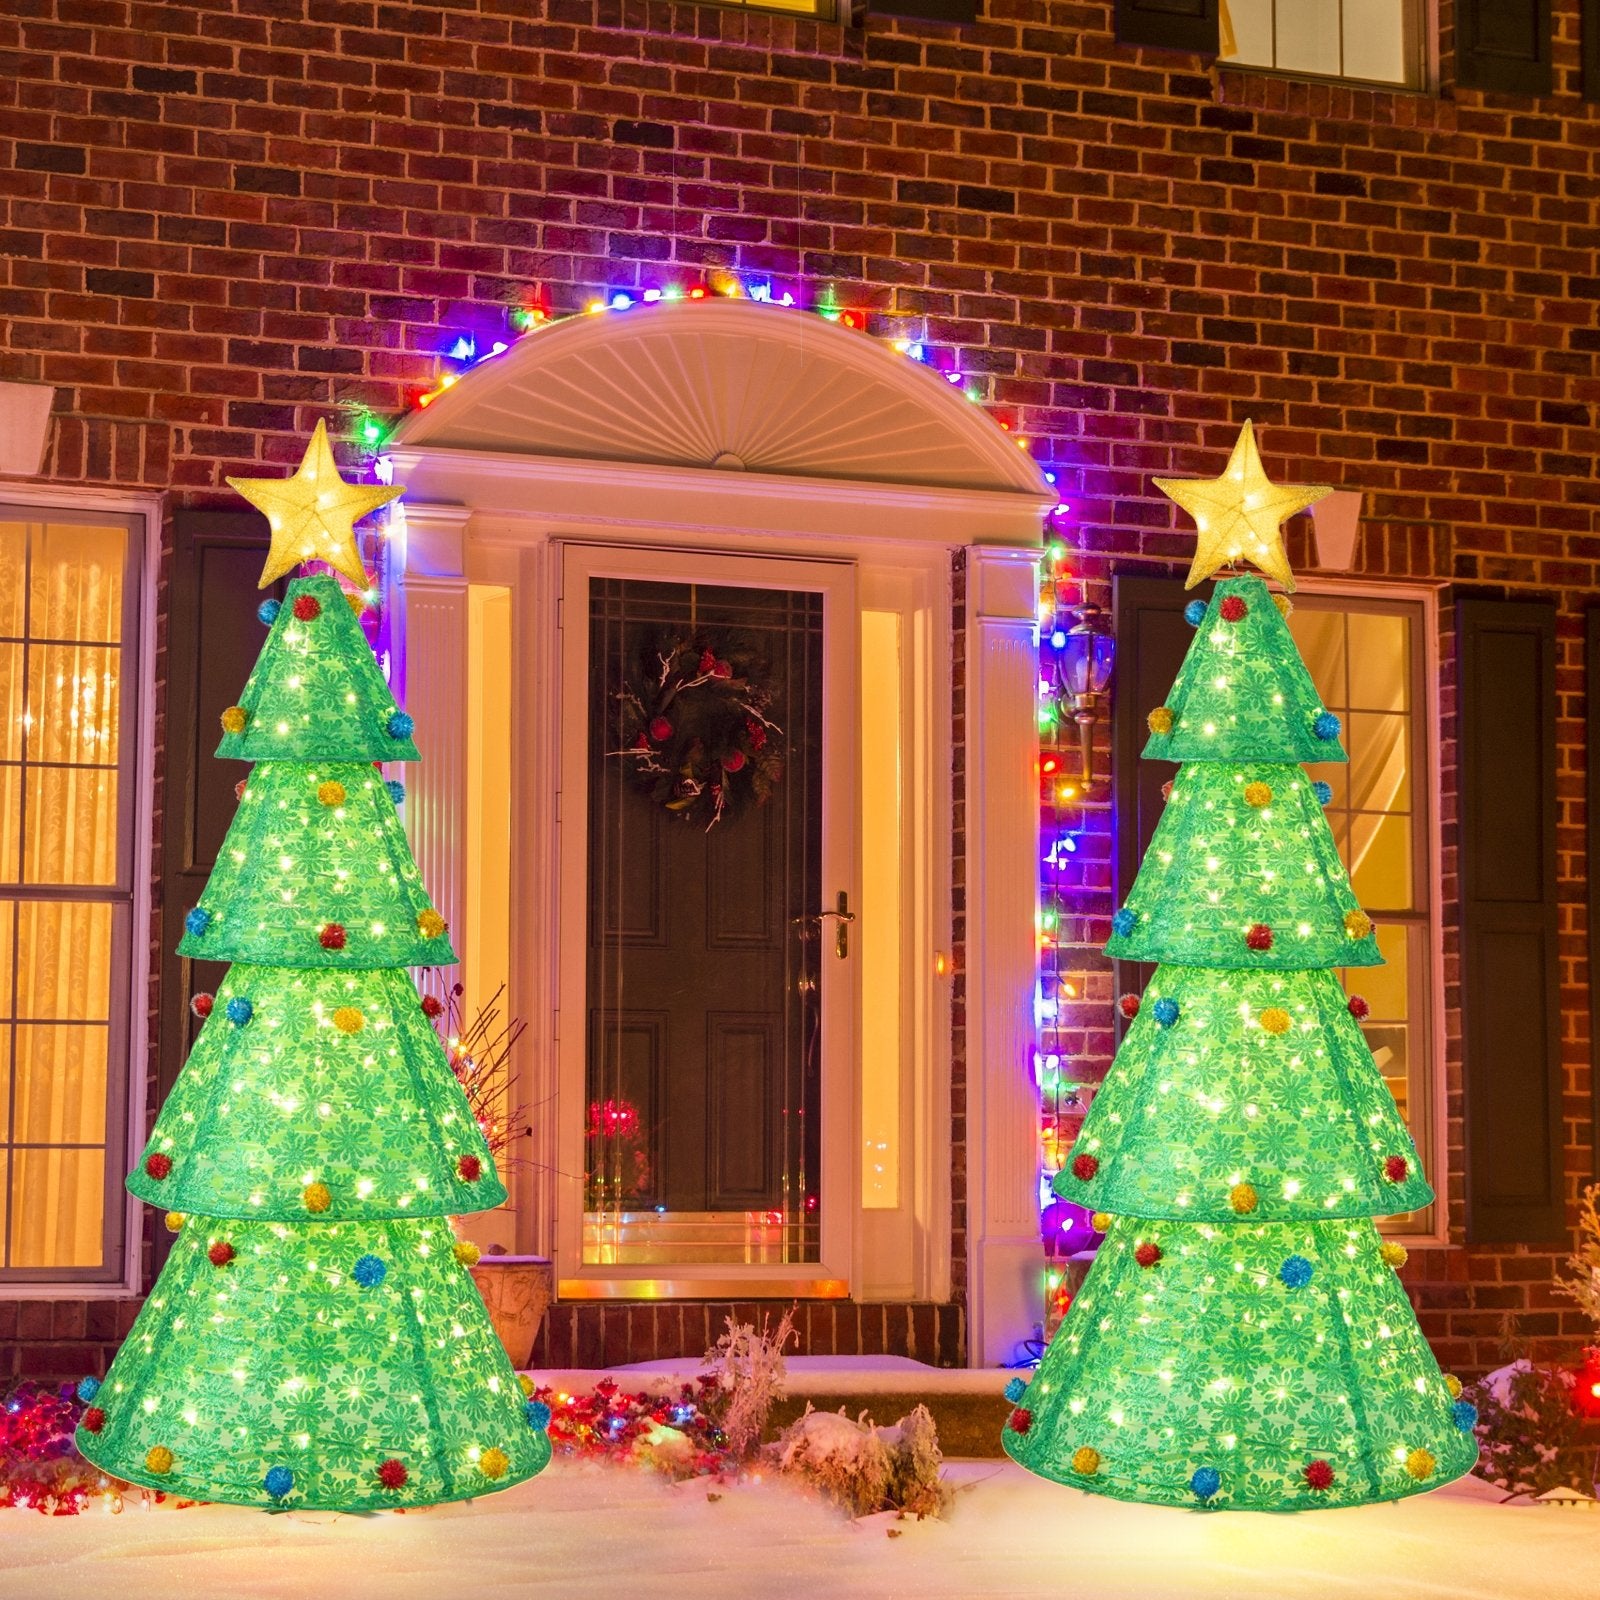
<box><xmin>1055</xmin><ymin>600</ymin><xmax>1115</xmax><ymax>789</ymax></box>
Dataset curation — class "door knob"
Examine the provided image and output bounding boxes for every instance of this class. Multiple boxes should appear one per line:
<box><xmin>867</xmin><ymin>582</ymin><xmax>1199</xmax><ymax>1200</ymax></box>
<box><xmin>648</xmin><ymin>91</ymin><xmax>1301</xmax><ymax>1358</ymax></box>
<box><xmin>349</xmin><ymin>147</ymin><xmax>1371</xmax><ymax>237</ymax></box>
<box><xmin>816</xmin><ymin>890</ymin><xmax>855</xmax><ymax>960</ymax></box>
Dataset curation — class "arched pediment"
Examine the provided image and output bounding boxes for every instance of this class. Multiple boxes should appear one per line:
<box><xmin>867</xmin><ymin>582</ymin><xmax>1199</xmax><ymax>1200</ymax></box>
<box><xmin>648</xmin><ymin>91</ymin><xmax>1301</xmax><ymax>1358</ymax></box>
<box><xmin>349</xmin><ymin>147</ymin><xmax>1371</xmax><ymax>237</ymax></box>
<box><xmin>385</xmin><ymin>299</ymin><xmax>1051</xmax><ymax>498</ymax></box>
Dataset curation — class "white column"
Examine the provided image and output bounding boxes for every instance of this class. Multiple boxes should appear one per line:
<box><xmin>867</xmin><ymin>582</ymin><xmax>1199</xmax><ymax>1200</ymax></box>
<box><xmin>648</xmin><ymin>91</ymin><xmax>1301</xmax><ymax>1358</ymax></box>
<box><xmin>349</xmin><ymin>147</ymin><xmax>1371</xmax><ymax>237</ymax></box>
<box><xmin>964</xmin><ymin>543</ymin><xmax>1043</xmax><ymax>1367</ymax></box>
<box><xmin>397</xmin><ymin>503</ymin><xmax>473</xmax><ymax>991</ymax></box>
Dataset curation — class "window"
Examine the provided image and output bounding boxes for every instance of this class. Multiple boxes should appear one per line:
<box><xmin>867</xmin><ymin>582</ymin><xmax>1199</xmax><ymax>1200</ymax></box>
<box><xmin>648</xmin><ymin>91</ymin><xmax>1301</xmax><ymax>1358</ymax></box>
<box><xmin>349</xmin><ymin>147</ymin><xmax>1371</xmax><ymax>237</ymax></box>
<box><xmin>1221</xmin><ymin>0</ymin><xmax>1424</xmax><ymax>87</ymax></box>
<box><xmin>0</xmin><ymin>509</ymin><xmax>144</xmax><ymax>1283</ymax></box>
<box><xmin>1288</xmin><ymin>590</ymin><xmax>1439</xmax><ymax>1232</ymax></box>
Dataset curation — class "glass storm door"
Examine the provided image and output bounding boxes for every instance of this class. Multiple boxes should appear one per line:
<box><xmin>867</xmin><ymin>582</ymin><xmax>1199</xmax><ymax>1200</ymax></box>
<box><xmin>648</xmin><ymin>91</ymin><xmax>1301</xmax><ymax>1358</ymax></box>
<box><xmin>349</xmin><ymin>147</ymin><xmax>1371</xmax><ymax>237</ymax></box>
<box><xmin>557</xmin><ymin>547</ymin><xmax>855</xmax><ymax>1294</ymax></box>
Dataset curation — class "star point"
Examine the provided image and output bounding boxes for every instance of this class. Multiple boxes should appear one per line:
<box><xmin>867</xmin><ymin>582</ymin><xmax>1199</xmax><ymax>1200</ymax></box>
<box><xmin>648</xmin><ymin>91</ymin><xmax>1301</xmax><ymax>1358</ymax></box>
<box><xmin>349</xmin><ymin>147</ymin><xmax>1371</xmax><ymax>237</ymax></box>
<box><xmin>227</xmin><ymin>420</ymin><xmax>402</xmax><ymax>589</ymax></box>
<box><xmin>1153</xmin><ymin>420</ymin><xmax>1330</xmax><ymax>593</ymax></box>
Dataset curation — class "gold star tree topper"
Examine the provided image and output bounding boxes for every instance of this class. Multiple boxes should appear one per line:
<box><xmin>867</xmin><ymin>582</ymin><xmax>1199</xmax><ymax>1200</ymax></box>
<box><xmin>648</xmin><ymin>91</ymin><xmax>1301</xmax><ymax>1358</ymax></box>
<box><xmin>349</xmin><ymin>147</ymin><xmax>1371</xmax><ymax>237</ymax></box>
<box><xmin>226</xmin><ymin>420</ymin><xmax>402</xmax><ymax>589</ymax></box>
<box><xmin>1153</xmin><ymin>420</ymin><xmax>1330</xmax><ymax>593</ymax></box>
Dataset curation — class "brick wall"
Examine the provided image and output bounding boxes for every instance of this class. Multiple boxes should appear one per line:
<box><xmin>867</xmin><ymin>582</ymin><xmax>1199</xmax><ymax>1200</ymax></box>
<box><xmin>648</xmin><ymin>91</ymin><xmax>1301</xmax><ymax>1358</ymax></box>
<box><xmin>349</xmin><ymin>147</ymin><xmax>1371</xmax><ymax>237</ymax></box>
<box><xmin>2</xmin><ymin>0</ymin><xmax>1598</xmax><ymax>1375</ymax></box>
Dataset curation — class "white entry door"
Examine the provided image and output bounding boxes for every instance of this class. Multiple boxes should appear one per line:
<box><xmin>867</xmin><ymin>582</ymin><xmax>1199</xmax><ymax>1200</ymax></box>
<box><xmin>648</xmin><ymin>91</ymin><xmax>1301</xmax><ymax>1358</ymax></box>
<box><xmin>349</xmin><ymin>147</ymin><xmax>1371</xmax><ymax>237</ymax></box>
<box><xmin>554</xmin><ymin>543</ymin><xmax>858</xmax><ymax>1299</ymax></box>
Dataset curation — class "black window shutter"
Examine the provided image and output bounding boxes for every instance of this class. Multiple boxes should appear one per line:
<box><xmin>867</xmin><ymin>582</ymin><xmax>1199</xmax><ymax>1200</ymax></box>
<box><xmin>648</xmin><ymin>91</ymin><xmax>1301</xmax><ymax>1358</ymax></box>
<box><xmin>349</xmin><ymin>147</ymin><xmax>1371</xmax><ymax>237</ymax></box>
<box><xmin>1458</xmin><ymin>598</ymin><xmax>1564</xmax><ymax>1243</ymax></box>
<box><xmin>1115</xmin><ymin>0</ymin><xmax>1219</xmax><ymax>53</ymax></box>
<box><xmin>866</xmin><ymin>0</ymin><xmax>978</xmax><ymax>22</ymax></box>
<box><xmin>1456</xmin><ymin>0</ymin><xmax>1552</xmax><ymax>95</ymax></box>
<box><xmin>1111</xmin><ymin>576</ymin><xmax>1192</xmax><ymax>1016</ymax></box>
<box><xmin>1588</xmin><ymin>608</ymin><xmax>1600</xmax><ymax>1169</ymax></box>
<box><xmin>1585</xmin><ymin>0</ymin><xmax>1600</xmax><ymax>100</ymax></box>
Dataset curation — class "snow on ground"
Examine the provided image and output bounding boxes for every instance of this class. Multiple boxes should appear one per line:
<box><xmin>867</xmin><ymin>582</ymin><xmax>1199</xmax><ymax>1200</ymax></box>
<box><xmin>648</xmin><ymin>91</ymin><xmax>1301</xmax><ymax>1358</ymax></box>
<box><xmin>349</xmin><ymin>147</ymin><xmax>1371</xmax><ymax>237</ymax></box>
<box><xmin>4</xmin><ymin>1458</ymin><xmax>1596</xmax><ymax>1600</ymax></box>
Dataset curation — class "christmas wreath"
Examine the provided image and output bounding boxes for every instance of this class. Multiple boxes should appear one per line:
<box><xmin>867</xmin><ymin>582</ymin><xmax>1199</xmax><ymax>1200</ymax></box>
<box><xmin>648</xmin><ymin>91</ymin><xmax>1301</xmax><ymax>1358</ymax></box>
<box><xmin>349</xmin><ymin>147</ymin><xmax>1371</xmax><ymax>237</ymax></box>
<box><xmin>610</xmin><ymin>634</ymin><xmax>784</xmax><ymax>829</ymax></box>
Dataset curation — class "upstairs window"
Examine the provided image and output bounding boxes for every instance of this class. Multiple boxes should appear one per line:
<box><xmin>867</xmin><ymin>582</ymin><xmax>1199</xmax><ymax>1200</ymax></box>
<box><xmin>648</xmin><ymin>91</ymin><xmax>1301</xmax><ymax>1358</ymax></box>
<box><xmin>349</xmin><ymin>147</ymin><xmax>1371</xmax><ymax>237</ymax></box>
<box><xmin>1221</xmin><ymin>0</ymin><xmax>1425</xmax><ymax>88</ymax></box>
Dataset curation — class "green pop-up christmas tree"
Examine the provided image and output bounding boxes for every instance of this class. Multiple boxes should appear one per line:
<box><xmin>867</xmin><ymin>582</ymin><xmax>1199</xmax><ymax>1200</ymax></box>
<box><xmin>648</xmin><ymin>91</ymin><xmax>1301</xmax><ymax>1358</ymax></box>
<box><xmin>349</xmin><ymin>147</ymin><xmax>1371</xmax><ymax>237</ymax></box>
<box><xmin>76</xmin><ymin>427</ymin><xmax>550</xmax><ymax>1510</ymax></box>
<box><xmin>1005</xmin><ymin>423</ymin><xmax>1477</xmax><ymax>1511</ymax></box>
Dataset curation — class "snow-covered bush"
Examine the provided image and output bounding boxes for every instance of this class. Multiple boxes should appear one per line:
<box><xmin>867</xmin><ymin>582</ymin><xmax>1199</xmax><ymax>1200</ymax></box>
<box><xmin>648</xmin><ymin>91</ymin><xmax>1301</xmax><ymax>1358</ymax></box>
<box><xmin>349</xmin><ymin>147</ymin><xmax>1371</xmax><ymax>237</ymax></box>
<box><xmin>777</xmin><ymin>1404</ymin><xmax>949</xmax><ymax>1519</ymax></box>
<box><xmin>702</xmin><ymin>1308</ymin><xmax>798</xmax><ymax>1460</ymax></box>
<box><xmin>1468</xmin><ymin>1360</ymin><xmax>1589</xmax><ymax>1498</ymax></box>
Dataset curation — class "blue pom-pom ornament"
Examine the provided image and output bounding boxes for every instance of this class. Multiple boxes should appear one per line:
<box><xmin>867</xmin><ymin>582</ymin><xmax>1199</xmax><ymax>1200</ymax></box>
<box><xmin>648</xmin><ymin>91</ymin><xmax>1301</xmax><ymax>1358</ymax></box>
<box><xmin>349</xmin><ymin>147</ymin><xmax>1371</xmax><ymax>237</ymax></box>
<box><xmin>76</xmin><ymin>1376</ymin><xmax>101</xmax><ymax>1404</ymax></box>
<box><xmin>184</xmin><ymin>906</ymin><xmax>212</xmax><ymax>937</ymax></box>
<box><xmin>1183</xmin><ymin>599</ymin><xmax>1207</xmax><ymax>627</ymax></box>
<box><xmin>352</xmin><ymin>1254</ymin><xmax>387</xmax><ymax>1288</ymax></box>
<box><xmin>1313</xmin><ymin>780</ymin><xmax>1333</xmax><ymax>805</ymax></box>
<box><xmin>1279</xmin><ymin>1255</ymin><xmax>1314</xmax><ymax>1289</ymax></box>
<box><xmin>1111</xmin><ymin>908</ymin><xmax>1137</xmax><ymax>938</ymax></box>
<box><xmin>1452</xmin><ymin>1400</ymin><xmax>1478</xmax><ymax>1432</ymax></box>
<box><xmin>1151</xmin><ymin>997</ymin><xmax>1180</xmax><ymax>1028</ymax></box>
<box><xmin>257</xmin><ymin>599</ymin><xmax>281</xmax><ymax>625</ymax></box>
<box><xmin>385</xmin><ymin>779</ymin><xmax>406</xmax><ymax>806</ymax></box>
<box><xmin>386</xmin><ymin>711</ymin><xmax>415</xmax><ymax>739</ymax></box>
<box><xmin>1190</xmin><ymin>1466</ymin><xmax>1221</xmax><ymax>1501</ymax></box>
<box><xmin>526</xmin><ymin>1399</ymin><xmax>553</xmax><ymax>1430</ymax></box>
<box><xmin>1004</xmin><ymin>1377</ymin><xmax>1028</xmax><ymax>1404</ymax></box>
<box><xmin>264</xmin><ymin>1466</ymin><xmax>294</xmax><ymax>1500</ymax></box>
<box><xmin>1313</xmin><ymin>710</ymin><xmax>1342</xmax><ymax>742</ymax></box>
<box><xmin>225</xmin><ymin>996</ymin><xmax>254</xmax><ymax>1027</ymax></box>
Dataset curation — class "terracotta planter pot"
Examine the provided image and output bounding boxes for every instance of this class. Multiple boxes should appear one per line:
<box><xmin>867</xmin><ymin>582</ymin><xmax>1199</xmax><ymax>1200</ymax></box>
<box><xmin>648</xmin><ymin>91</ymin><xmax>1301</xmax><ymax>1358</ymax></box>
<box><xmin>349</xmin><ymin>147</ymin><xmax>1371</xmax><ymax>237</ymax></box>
<box><xmin>469</xmin><ymin>1254</ymin><xmax>553</xmax><ymax>1369</ymax></box>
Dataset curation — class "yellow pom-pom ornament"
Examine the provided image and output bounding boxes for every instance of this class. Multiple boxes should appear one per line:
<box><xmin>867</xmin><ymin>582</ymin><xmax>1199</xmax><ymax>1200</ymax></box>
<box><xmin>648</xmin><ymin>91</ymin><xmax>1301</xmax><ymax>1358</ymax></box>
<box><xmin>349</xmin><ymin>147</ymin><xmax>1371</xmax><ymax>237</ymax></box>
<box><xmin>1259</xmin><ymin>1007</ymin><xmax>1291</xmax><ymax>1035</ymax></box>
<box><xmin>303</xmin><ymin>1181</ymin><xmax>331</xmax><ymax>1213</ymax></box>
<box><xmin>1071</xmin><ymin>1446</ymin><xmax>1101</xmax><ymax>1476</ymax></box>
<box><xmin>1243</xmin><ymin>781</ymin><xmax>1273</xmax><ymax>808</ymax></box>
<box><xmin>1229</xmin><ymin>1182</ymin><xmax>1259</xmax><ymax>1214</ymax></box>
<box><xmin>453</xmin><ymin>1240</ymin><xmax>481</xmax><ymax>1267</ymax></box>
<box><xmin>332</xmin><ymin>1007</ymin><xmax>365</xmax><ymax>1035</ymax></box>
<box><xmin>1344</xmin><ymin>909</ymin><xmax>1373</xmax><ymax>941</ymax></box>
<box><xmin>1444</xmin><ymin>1374</ymin><xmax>1463</xmax><ymax>1399</ymax></box>
<box><xmin>1405</xmin><ymin>1448</ymin><xmax>1436</xmax><ymax>1481</ymax></box>
<box><xmin>417</xmin><ymin>908</ymin><xmax>447</xmax><ymax>940</ymax></box>
<box><xmin>1271</xmin><ymin>593</ymin><xmax>1293</xmax><ymax>618</ymax></box>
<box><xmin>1147</xmin><ymin>706</ymin><xmax>1174</xmax><ymax>736</ymax></box>
<box><xmin>346</xmin><ymin>590</ymin><xmax>367</xmax><ymax>616</ymax></box>
<box><xmin>164</xmin><ymin>1211</ymin><xmax>186</xmax><ymax>1233</ymax></box>
<box><xmin>1381</xmin><ymin>1241</ymin><xmax>1409</xmax><ymax>1269</ymax></box>
<box><xmin>479</xmin><ymin>1447</ymin><xmax>510</xmax><ymax>1480</ymax></box>
<box><xmin>1091</xmin><ymin>1212</ymin><xmax>1113</xmax><ymax>1233</ymax></box>
<box><xmin>220</xmin><ymin>705</ymin><xmax>248</xmax><ymax>735</ymax></box>
<box><xmin>316</xmin><ymin>780</ymin><xmax>347</xmax><ymax>808</ymax></box>
<box><xmin>518</xmin><ymin>1374</ymin><xmax>536</xmax><ymax>1398</ymax></box>
<box><xmin>145</xmin><ymin>1445</ymin><xmax>174</xmax><ymax>1475</ymax></box>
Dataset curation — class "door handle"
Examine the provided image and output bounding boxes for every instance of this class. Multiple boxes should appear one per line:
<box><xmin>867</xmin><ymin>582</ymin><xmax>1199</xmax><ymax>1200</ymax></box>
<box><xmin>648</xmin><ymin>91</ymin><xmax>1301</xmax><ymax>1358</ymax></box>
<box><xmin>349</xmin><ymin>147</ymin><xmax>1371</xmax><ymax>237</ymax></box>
<box><xmin>816</xmin><ymin>890</ymin><xmax>855</xmax><ymax>960</ymax></box>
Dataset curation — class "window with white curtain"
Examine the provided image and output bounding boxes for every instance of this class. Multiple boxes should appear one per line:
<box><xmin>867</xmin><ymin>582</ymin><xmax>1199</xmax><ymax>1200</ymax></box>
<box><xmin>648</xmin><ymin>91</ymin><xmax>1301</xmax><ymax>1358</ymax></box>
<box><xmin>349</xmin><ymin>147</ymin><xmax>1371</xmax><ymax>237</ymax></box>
<box><xmin>0</xmin><ymin>510</ymin><xmax>142</xmax><ymax>1283</ymax></box>
<box><xmin>1221</xmin><ymin>0</ymin><xmax>1424</xmax><ymax>88</ymax></box>
<box><xmin>1289</xmin><ymin>590</ymin><xmax>1438</xmax><ymax>1234</ymax></box>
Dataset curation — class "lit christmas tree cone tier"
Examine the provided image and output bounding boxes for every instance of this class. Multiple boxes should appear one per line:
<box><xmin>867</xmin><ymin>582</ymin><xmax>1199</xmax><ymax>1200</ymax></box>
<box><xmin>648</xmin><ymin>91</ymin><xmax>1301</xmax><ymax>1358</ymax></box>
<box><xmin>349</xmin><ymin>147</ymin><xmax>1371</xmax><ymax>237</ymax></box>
<box><xmin>78</xmin><ymin>507</ymin><xmax>548</xmax><ymax>1509</ymax></box>
<box><xmin>1003</xmin><ymin>1218</ymin><xmax>1478</xmax><ymax>1512</ymax></box>
<box><xmin>1012</xmin><ymin>428</ymin><xmax>1474</xmax><ymax>1511</ymax></box>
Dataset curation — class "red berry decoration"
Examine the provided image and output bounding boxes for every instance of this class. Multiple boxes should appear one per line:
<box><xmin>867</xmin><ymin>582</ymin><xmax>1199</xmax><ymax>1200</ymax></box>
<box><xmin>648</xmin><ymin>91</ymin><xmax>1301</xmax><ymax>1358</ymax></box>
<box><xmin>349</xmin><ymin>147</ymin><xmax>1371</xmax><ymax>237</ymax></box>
<box><xmin>1245</xmin><ymin>923</ymin><xmax>1274</xmax><ymax>952</ymax></box>
<box><xmin>319</xmin><ymin>923</ymin><xmax>347</xmax><ymax>951</ymax></box>
<box><xmin>1070</xmin><ymin>1152</ymin><xmax>1099</xmax><ymax>1182</ymax></box>
<box><xmin>1304</xmin><ymin>1459</ymin><xmax>1335</xmax><ymax>1491</ymax></box>
<box><xmin>420</xmin><ymin>994</ymin><xmax>444</xmax><ymax>1019</ymax></box>
<box><xmin>144</xmin><ymin>1152</ymin><xmax>172</xmax><ymax>1181</ymax></box>
<box><xmin>1134</xmin><ymin>1242</ymin><xmax>1162</xmax><ymax>1269</ymax></box>
<box><xmin>81</xmin><ymin>1407</ymin><xmax>105</xmax><ymax>1434</ymax></box>
<box><xmin>1347</xmin><ymin>995</ymin><xmax>1370</xmax><ymax>1020</ymax></box>
<box><xmin>1008</xmin><ymin>1407</ymin><xmax>1033</xmax><ymax>1435</ymax></box>
<box><xmin>376</xmin><ymin>1458</ymin><xmax>408</xmax><ymax>1490</ymax></box>
<box><xmin>722</xmin><ymin>749</ymin><xmax>747</xmax><ymax>772</ymax></box>
<box><xmin>458</xmin><ymin>1155</ymin><xmax>483</xmax><ymax>1183</ymax></box>
<box><xmin>1219</xmin><ymin>595</ymin><xmax>1248</xmax><ymax>623</ymax></box>
<box><xmin>292</xmin><ymin>593</ymin><xmax>322</xmax><ymax>621</ymax></box>
<box><xmin>648</xmin><ymin>716</ymin><xmax>672</xmax><ymax>742</ymax></box>
<box><xmin>208</xmin><ymin>1240</ymin><xmax>236</xmax><ymax>1268</ymax></box>
<box><xmin>1117</xmin><ymin>993</ymin><xmax>1140</xmax><ymax>1020</ymax></box>
<box><xmin>1384</xmin><ymin>1155</ymin><xmax>1409</xmax><ymax>1183</ymax></box>
<box><xmin>190</xmin><ymin>992</ymin><xmax>214</xmax><ymax>1019</ymax></box>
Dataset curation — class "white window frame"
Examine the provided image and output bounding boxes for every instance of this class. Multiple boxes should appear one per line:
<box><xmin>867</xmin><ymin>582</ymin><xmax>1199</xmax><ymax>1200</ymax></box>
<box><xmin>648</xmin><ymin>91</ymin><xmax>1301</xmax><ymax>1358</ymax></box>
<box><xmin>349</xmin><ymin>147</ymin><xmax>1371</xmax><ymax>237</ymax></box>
<box><xmin>0</xmin><ymin>485</ymin><xmax>159</xmax><ymax>1298</ymax></box>
<box><xmin>1220</xmin><ymin>0</ymin><xmax>1435</xmax><ymax>92</ymax></box>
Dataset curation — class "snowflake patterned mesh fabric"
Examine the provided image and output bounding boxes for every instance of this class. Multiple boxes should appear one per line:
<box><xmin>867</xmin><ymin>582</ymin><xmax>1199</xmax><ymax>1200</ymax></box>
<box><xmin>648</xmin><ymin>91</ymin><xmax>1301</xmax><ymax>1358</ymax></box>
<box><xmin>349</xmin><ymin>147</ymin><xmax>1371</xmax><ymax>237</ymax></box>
<box><xmin>127</xmin><ymin>966</ymin><xmax>506</xmax><ymax>1221</ymax></box>
<box><xmin>1016</xmin><ymin>572</ymin><xmax>1476</xmax><ymax>1511</ymax></box>
<box><xmin>217</xmin><ymin>575</ymin><xmax>421</xmax><ymax>762</ymax></box>
<box><xmin>1054</xmin><ymin>968</ymin><xmax>1432</xmax><ymax>1221</ymax></box>
<box><xmin>79</xmin><ymin>565</ymin><xmax>546</xmax><ymax>1511</ymax></box>
<box><xmin>1004</xmin><ymin>1219</ymin><xmax>1477</xmax><ymax>1511</ymax></box>
<box><xmin>81</xmin><ymin>1218</ymin><xmax>551</xmax><ymax>1510</ymax></box>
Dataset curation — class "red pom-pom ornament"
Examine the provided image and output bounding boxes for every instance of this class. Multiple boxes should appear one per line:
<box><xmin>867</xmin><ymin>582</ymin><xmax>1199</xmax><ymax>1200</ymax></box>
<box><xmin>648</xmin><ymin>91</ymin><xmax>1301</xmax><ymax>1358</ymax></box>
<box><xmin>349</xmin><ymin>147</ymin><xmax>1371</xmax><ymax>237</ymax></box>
<box><xmin>1009</xmin><ymin>1407</ymin><xmax>1032</xmax><ymax>1435</ymax></box>
<box><xmin>1347</xmin><ymin>995</ymin><xmax>1370</xmax><ymax>1020</ymax></box>
<box><xmin>1117</xmin><ymin>993</ymin><xmax>1140</xmax><ymax>1020</ymax></box>
<box><xmin>292</xmin><ymin>594</ymin><xmax>322</xmax><ymax>621</ymax></box>
<box><xmin>376</xmin><ymin>1458</ymin><xmax>408</xmax><ymax>1490</ymax></box>
<box><xmin>1070</xmin><ymin>1152</ymin><xmax>1099</xmax><ymax>1182</ymax></box>
<box><xmin>319</xmin><ymin>923</ymin><xmax>347</xmax><ymax>951</ymax></box>
<box><xmin>1219</xmin><ymin>595</ymin><xmax>1248</xmax><ymax>623</ymax></box>
<box><xmin>81</xmin><ymin>1406</ymin><xmax>105</xmax><ymax>1434</ymax></box>
<box><xmin>1245</xmin><ymin>923</ymin><xmax>1274</xmax><ymax>952</ymax></box>
<box><xmin>458</xmin><ymin>1155</ymin><xmax>483</xmax><ymax>1183</ymax></box>
<box><xmin>144</xmin><ymin>1152</ymin><xmax>172</xmax><ymax>1181</ymax></box>
<box><xmin>190</xmin><ymin>993</ymin><xmax>214</xmax><ymax>1019</ymax></box>
<box><xmin>1384</xmin><ymin>1155</ymin><xmax>1409</xmax><ymax>1183</ymax></box>
<box><xmin>1304</xmin><ymin>1459</ymin><xmax>1335</xmax><ymax>1491</ymax></box>
<box><xmin>420</xmin><ymin>994</ymin><xmax>444</xmax><ymax>1019</ymax></box>
<box><xmin>1134</xmin><ymin>1242</ymin><xmax>1162</xmax><ymax>1269</ymax></box>
<box><xmin>208</xmin><ymin>1240</ymin><xmax>235</xmax><ymax>1268</ymax></box>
